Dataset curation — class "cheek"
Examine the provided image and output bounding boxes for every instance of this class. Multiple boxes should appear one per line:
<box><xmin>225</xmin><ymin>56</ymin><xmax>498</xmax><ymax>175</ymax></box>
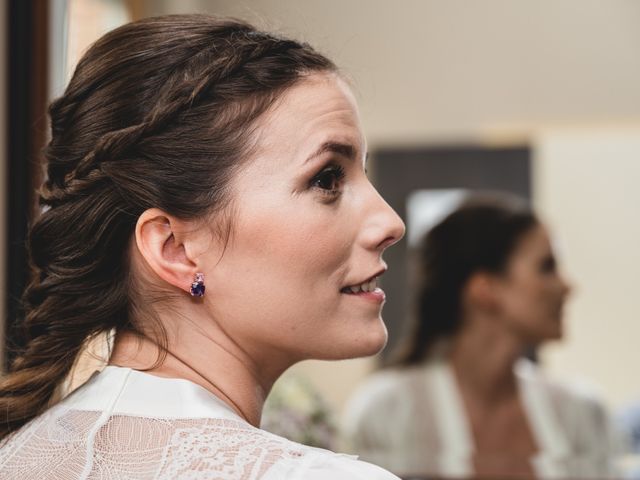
<box><xmin>208</xmin><ymin>202</ymin><xmax>354</xmax><ymax>338</ymax></box>
<box><xmin>511</xmin><ymin>279</ymin><xmax>560</xmax><ymax>326</ymax></box>
<box><xmin>528</xmin><ymin>277</ymin><xmax>559</xmax><ymax>307</ymax></box>
<box><xmin>238</xmin><ymin>204</ymin><xmax>352</xmax><ymax>284</ymax></box>
<box><xmin>503</xmin><ymin>276</ymin><xmax>546</xmax><ymax>317</ymax></box>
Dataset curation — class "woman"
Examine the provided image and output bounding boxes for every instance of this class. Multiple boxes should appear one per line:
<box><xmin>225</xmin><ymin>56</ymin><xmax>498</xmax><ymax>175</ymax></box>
<box><xmin>343</xmin><ymin>195</ymin><xmax>618</xmax><ymax>479</ymax></box>
<box><xmin>0</xmin><ymin>15</ymin><xmax>405</xmax><ymax>479</ymax></box>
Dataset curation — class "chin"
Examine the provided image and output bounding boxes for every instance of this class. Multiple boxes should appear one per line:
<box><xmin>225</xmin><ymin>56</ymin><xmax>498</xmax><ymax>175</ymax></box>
<box><xmin>530</xmin><ymin>328</ymin><xmax>563</xmax><ymax>345</ymax></box>
<box><xmin>549</xmin><ymin>329</ymin><xmax>563</xmax><ymax>341</ymax></box>
<box><xmin>546</xmin><ymin>321</ymin><xmax>564</xmax><ymax>341</ymax></box>
<box><xmin>316</xmin><ymin>322</ymin><xmax>388</xmax><ymax>360</ymax></box>
<box><xmin>351</xmin><ymin>321</ymin><xmax>389</xmax><ymax>358</ymax></box>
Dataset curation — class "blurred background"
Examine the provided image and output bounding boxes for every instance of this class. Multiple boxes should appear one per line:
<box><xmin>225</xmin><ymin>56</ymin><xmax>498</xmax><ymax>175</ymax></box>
<box><xmin>1</xmin><ymin>0</ymin><xmax>640</xmax><ymax>475</ymax></box>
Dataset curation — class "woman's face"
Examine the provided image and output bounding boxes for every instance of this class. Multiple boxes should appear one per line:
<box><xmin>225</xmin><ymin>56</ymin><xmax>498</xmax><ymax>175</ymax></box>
<box><xmin>201</xmin><ymin>73</ymin><xmax>405</xmax><ymax>364</ymax></box>
<box><xmin>495</xmin><ymin>224</ymin><xmax>572</xmax><ymax>344</ymax></box>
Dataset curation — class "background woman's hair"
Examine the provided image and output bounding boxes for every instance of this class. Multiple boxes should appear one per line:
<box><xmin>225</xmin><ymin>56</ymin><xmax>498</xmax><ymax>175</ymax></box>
<box><xmin>0</xmin><ymin>14</ymin><xmax>335</xmax><ymax>440</ymax></box>
<box><xmin>391</xmin><ymin>193</ymin><xmax>538</xmax><ymax>367</ymax></box>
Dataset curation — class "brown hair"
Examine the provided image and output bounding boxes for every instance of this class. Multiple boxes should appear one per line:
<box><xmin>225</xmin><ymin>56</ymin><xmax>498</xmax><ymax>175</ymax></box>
<box><xmin>391</xmin><ymin>194</ymin><xmax>538</xmax><ymax>366</ymax></box>
<box><xmin>0</xmin><ymin>14</ymin><xmax>335</xmax><ymax>440</ymax></box>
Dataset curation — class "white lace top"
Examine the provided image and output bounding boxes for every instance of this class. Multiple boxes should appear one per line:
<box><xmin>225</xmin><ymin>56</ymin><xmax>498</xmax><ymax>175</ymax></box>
<box><xmin>0</xmin><ymin>366</ymin><xmax>399</xmax><ymax>479</ymax></box>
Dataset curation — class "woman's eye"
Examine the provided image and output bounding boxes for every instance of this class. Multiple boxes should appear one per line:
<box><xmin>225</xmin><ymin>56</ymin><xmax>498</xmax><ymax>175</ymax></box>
<box><xmin>310</xmin><ymin>165</ymin><xmax>345</xmax><ymax>194</ymax></box>
<box><xmin>540</xmin><ymin>256</ymin><xmax>557</xmax><ymax>273</ymax></box>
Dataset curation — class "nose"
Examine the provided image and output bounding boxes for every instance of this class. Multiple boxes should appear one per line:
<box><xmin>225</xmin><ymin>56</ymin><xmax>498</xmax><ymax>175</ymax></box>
<box><xmin>559</xmin><ymin>273</ymin><xmax>574</xmax><ymax>298</ymax></box>
<box><xmin>361</xmin><ymin>185</ymin><xmax>405</xmax><ymax>251</ymax></box>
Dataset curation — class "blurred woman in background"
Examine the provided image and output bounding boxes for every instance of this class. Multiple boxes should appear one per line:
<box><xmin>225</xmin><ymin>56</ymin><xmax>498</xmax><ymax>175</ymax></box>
<box><xmin>343</xmin><ymin>194</ymin><xmax>618</xmax><ymax>479</ymax></box>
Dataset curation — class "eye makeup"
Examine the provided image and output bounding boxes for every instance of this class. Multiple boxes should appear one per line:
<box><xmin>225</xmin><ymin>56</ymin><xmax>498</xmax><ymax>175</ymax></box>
<box><xmin>309</xmin><ymin>163</ymin><xmax>346</xmax><ymax>200</ymax></box>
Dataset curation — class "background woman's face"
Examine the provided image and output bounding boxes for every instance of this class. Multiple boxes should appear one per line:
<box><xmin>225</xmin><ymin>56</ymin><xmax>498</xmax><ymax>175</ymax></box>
<box><xmin>496</xmin><ymin>224</ymin><xmax>572</xmax><ymax>344</ymax></box>
<box><xmin>203</xmin><ymin>73</ymin><xmax>405</xmax><ymax>365</ymax></box>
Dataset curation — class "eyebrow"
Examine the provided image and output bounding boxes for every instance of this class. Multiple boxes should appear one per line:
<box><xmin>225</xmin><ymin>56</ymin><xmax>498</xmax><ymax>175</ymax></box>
<box><xmin>304</xmin><ymin>141</ymin><xmax>360</xmax><ymax>165</ymax></box>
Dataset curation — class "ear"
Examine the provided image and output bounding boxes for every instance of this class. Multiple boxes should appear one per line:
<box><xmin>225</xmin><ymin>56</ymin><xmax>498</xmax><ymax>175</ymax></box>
<box><xmin>134</xmin><ymin>208</ymin><xmax>199</xmax><ymax>295</ymax></box>
<box><xmin>464</xmin><ymin>271</ymin><xmax>500</xmax><ymax>312</ymax></box>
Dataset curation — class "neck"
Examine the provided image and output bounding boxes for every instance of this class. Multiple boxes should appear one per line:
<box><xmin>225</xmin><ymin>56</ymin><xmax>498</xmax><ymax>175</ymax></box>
<box><xmin>449</xmin><ymin>312</ymin><xmax>525</xmax><ymax>407</ymax></box>
<box><xmin>109</xmin><ymin>313</ymin><xmax>291</xmax><ymax>427</ymax></box>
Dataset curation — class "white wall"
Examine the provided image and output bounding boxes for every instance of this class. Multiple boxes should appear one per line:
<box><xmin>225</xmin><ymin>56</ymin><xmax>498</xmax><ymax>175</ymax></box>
<box><xmin>534</xmin><ymin>126</ymin><xmax>640</xmax><ymax>409</ymax></box>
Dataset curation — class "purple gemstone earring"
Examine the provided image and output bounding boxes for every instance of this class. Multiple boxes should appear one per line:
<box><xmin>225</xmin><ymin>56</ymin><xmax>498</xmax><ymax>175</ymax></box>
<box><xmin>190</xmin><ymin>272</ymin><xmax>205</xmax><ymax>297</ymax></box>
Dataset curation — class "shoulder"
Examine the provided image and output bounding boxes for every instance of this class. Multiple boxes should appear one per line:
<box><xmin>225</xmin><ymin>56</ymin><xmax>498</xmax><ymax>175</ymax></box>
<box><xmin>108</xmin><ymin>414</ymin><xmax>396</xmax><ymax>479</ymax></box>
<box><xmin>230</xmin><ymin>425</ymin><xmax>399</xmax><ymax>479</ymax></box>
<box><xmin>515</xmin><ymin>358</ymin><xmax>617</xmax><ymax>453</ymax></box>
<box><xmin>341</xmin><ymin>367</ymin><xmax>413</xmax><ymax>439</ymax></box>
<box><xmin>294</xmin><ymin>452</ymin><xmax>398</xmax><ymax>480</ymax></box>
<box><xmin>0</xmin><ymin>409</ymin><xmax>398</xmax><ymax>479</ymax></box>
<box><xmin>174</xmin><ymin>416</ymin><xmax>398</xmax><ymax>479</ymax></box>
<box><xmin>341</xmin><ymin>364</ymin><xmax>436</xmax><ymax>455</ymax></box>
<box><xmin>516</xmin><ymin>358</ymin><xmax>608</xmax><ymax>416</ymax></box>
<box><xmin>344</xmin><ymin>365</ymin><xmax>425</xmax><ymax>418</ymax></box>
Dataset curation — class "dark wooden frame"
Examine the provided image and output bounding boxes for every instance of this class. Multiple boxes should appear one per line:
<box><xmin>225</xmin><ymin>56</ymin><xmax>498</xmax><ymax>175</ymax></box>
<box><xmin>4</xmin><ymin>0</ymin><xmax>49</xmax><ymax>367</ymax></box>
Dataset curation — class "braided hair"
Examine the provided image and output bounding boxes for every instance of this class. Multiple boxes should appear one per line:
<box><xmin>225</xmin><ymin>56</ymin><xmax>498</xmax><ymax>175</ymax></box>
<box><xmin>0</xmin><ymin>14</ymin><xmax>335</xmax><ymax>440</ymax></box>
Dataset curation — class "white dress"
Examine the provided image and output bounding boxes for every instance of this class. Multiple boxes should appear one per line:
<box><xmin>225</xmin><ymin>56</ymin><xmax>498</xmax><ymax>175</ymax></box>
<box><xmin>0</xmin><ymin>366</ymin><xmax>399</xmax><ymax>480</ymax></box>
<box><xmin>343</xmin><ymin>358</ymin><xmax>620</xmax><ymax>479</ymax></box>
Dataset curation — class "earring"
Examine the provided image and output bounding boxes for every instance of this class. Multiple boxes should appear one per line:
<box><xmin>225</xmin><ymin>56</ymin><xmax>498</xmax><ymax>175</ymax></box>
<box><xmin>190</xmin><ymin>272</ymin><xmax>205</xmax><ymax>297</ymax></box>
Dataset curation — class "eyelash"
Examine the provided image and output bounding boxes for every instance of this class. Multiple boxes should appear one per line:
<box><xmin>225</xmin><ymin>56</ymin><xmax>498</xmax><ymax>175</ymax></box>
<box><xmin>309</xmin><ymin>164</ymin><xmax>346</xmax><ymax>198</ymax></box>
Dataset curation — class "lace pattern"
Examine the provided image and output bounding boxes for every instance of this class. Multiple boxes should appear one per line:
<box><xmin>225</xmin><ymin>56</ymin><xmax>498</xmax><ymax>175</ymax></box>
<box><xmin>0</xmin><ymin>366</ymin><xmax>396</xmax><ymax>480</ymax></box>
<box><xmin>1</xmin><ymin>409</ymin><xmax>308</xmax><ymax>479</ymax></box>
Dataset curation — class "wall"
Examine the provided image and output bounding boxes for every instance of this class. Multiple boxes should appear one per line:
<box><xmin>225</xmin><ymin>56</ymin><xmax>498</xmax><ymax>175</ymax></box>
<box><xmin>534</xmin><ymin>126</ymin><xmax>640</xmax><ymax>408</ymax></box>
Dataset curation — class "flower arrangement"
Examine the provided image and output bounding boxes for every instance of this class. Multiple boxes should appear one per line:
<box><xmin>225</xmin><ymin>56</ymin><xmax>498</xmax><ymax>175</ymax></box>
<box><xmin>261</xmin><ymin>373</ymin><xmax>338</xmax><ymax>450</ymax></box>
